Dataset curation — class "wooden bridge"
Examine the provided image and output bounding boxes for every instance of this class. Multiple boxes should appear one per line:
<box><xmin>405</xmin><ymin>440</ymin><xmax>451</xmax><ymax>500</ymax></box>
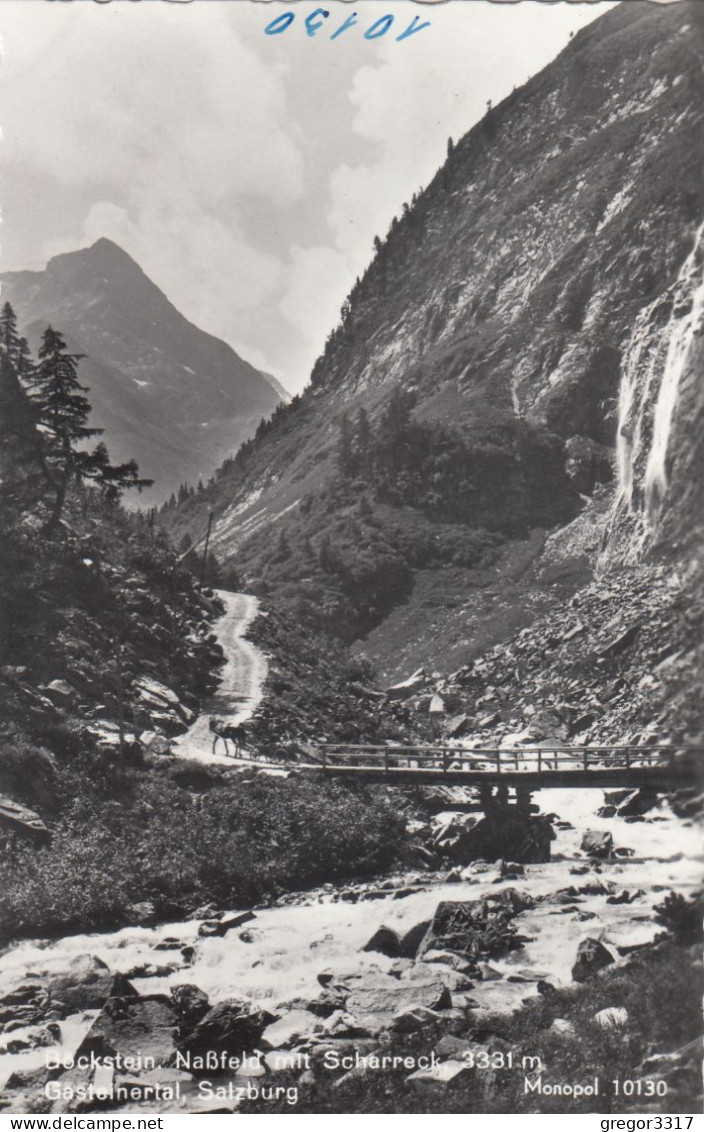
<box><xmin>292</xmin><ymin>743</ymin><xmax>703</xmax><ymax>791</ymax></box>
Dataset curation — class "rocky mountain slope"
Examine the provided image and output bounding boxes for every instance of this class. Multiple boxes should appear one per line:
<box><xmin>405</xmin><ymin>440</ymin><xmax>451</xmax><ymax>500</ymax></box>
<box><xmin>164</xmin><ymin>0</ymin><xmax>704</xmax><ymax>679</ymax></box>
<box><xmin>0</xmin><ymin>239</ymin><xmax>282</xmax><ymax>504</ymax></box>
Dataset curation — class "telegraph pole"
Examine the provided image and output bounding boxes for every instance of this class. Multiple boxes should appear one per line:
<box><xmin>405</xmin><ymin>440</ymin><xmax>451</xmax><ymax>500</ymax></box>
<box><xmin>200</xmin><ymin>511</ymin><xmax>213</xmax><ymax>586</ymax></box>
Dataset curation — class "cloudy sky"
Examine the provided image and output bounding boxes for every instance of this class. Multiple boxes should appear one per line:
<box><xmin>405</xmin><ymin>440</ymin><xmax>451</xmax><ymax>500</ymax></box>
<box><xmin>0</xmin><ymin>0</ymin><xmax>616</xmax><ymax>394</ymax></box>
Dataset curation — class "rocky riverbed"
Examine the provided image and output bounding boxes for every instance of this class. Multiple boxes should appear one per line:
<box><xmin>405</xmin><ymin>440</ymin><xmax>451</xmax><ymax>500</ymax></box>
<box><xmin>0</xmin><ymin>787</ymin><xmax>700</xmax><ymax>1114</ymax></box>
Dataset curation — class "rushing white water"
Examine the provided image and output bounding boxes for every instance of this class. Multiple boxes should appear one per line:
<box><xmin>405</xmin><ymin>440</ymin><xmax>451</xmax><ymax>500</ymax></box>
<box><xmin>0</xmin><ymin>790</ymin><xmax>700</xmax><ymax>1088</ymax></box>
<box><xmin>643</xmin><ymin>223</ymin><xmax>704</xmax><ymax>522</ymax></box>
<box><xmin>615</xmin><ymin>305</ymin><xmax>656</xmax><ymax>510</ymax></box>
<box><xmin>610</xmin><ymin>220</ymin><xmax>704</xmax><ymax>554</ymax></box>
<box><xmin>173</xmin><ymin>590</ymin><xmax>267</xmax><ymax>766</ymax></box>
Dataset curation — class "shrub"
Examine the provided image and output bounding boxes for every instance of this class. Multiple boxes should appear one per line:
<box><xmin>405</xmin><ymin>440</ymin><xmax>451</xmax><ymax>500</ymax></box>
<box><xmin>0</xmin><ymin>767</ymin><xmax>410</xmax><ymax>944</ymax></box>
<box><xmin>654</xmin><ymin>891</ymin><xmax>704</xmax><ymax>944</ymax></box>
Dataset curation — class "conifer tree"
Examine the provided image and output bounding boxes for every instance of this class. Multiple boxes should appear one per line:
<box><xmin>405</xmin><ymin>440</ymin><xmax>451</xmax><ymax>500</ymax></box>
<box><xmin>30</xmin><ymin>326</ymin><xmax>151</xmax><ymax>531</ymax></box>
<box><xmin>275</xmin><ymin>529</ymin><xmax>290</xmax><ymax>560</ymax></box>
<box><xmin>336</xmin><ymin>413</ymin><xmax>355</xmax><ymax>479</ymax></box>
<box><xmin>0</xmin><ymin>302</ymin><xmax>21</xmax><ymax>363</ymax></box>
<box><xmin>354</xmin><ymin>406</ymin><xmax>372</xmax><ymax>479</ymax></box>
<box><xmin>318</xmin><ymin>533</ymin><xmax>335</xmax><ymax>572</ymax></box>
<box><xmin>16</xmin><ymin>336</ymin><xmax>33</xmax><ymax>378</ymax></box>
<box><xmin>0</xmin><ymin>352</ymin><xmax>47</xmax><ymax>517</ymax></box>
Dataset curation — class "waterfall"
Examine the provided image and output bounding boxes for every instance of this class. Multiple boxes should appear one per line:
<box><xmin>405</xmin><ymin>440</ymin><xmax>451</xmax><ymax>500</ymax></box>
<box><xmin>605</xmin><ymin>220</ymin><xmax>704</xmax><ymax>562</ymax></box>
<box><xmin>643</xmin><ymin>222</ymin><xmax>704</xmax><ymax>523</ymax></box>
<box><xmin>614</xmin><ymin>303</ymin><xmax>658</xmax><ymax>510</ymax></box>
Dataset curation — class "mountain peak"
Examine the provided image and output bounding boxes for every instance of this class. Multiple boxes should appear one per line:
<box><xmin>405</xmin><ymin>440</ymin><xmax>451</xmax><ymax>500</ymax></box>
<box><xmin>86</xmin><ymin>236</ymin><xmax>133</xmax><ymax>260</ymax></box>
<box><xmin>0</xmin><ymin>241</ymin><xmax>283</xmax><ymax>504</ymax></box>
<box><xmin>46</xmin><ymin>237</ymin><xmax>144</xmax><ymax>281</ymax></box>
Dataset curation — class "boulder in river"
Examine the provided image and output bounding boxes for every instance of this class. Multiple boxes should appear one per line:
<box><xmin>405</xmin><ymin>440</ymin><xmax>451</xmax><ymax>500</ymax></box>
<box><xmin>261</xmin><ymin>1009</ymin><xmax>320</xmax><ymax>1049</ymax></box>
<box><xmin>571</xmin><ymin>938</ymin><xmax>615</xmax><ymax>983</ymax></box>
<box><xmin>198</xmin><ymin>911</ymin><xmax>255</xmax><ymax>938</ymax></box>
<box><xmin>180</xmin><ymin>998</ymin><xmax>271</xmax><ymax>1066</ymax></box>
<box><xmin>408</xmin><ymin>1058</ymin><xmax>472</xmax><ymax>1093</ymax></box>
<box><xmin>433</xmin><ymin>813</ymin><xmax>481</xmax><ymax>861</ymax></box>
<box><xmin>397</xmin><ymin>919</ymin><xmax>432</xmax><ymax>959</ymax></box>
<box><xmin>456</xmin><ymin>811</ymin><xmax>554</xmax><ymax>864</ymax></box>
<box><xmin>416</xmin><ymin>966</ymin><xmax>475</xmax><ymax>993</ymax></box>
<box><xmin>500</xmin><ymin>860</ymin><xmax>525</xmax><ymax>878</ymax></box>
<box><xmin>362</xmin><ymin>925</ymin><xmax>402</xmax><ymax>958</ymax></box>
<box><xmin>0</xmin><ymin>984</ymin><xmax>52</xmax><ymax>1032</ymax></box>
<box><xmin>76</xmin><ymin>993</ymin><xmax>180</xmax><ymax>1067</ymax></box>
<box><xmin>320</xmin><ymin>1011</ymin><xmax>370</xmax><ymax>1038</ymax></box>
<box><xmin>418</xmin><ymin>899</ymin><xmax>522</xmax><ymax>961</ymax></box>
<box><xmin>392</xmin><ymin>1005</ymin><xmax>441</xmax><ymax>1033</ymax></box>
<box><xmin>581</xmin><ymin>830</ymin><xmax>614</xmax><ymax>858</ymax></box>
<box><xmin>616</xmin><ymin>789</ymin><xmax>659</xmax><ymax>819</ymax></box>
<box><xmin>476</xmin><ymin>962</ymin><xmax>503</xmax><ymax>982</ymax></box>
<box><xmin>304</xmin><ymin>985</ymin><xmax>349</xmax><ymax>1016</ymax></box>
<box><xmin>47</xmin><ymin>957</ymin><xmax>137</xmax><ymax>1015</ymax></box>
<box><xmin>604</xmin><ymin>789</ymin><xmax>633</xmax><ymax>806</ymax></box>
<box><xmin>171</xmin><ymin>984</ymin><xmax>210</xmax><ymax>1032</ymax></box>
<box><xmin>423</xmin><ymin>949</ymin><xmax>476</xmax><ymax>975</ymax></box>
<box><xmin>345</xmin><ymin>975</ymin><xmax>451</xmax><ymax>1033</ymax></box>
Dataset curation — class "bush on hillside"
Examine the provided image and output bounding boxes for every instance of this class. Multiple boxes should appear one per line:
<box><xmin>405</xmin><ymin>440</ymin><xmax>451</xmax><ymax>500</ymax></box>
<box><xmin>0</xmin><ymin>766</ymin><xmax>410</xmax><ymax>943</ymax></box>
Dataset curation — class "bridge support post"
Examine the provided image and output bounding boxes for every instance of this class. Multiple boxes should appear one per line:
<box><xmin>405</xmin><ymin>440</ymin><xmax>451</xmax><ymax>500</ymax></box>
<box><xmin>516</xmin><ymin>782</ymin><xmax>533</xmax><ymax>814</ymax></box>
<box><xmin>472</xmin><ymin>782</ymin><xmax>551</xmax><ymax>862</ymax></box>
<box><xmin>479</xmin><ymin>783</ymin><xmax>494</xmax><ymax>815</ymax></box>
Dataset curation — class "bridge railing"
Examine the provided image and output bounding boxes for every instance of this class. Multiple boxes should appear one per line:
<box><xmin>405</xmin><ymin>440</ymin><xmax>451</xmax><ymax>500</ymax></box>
<box><xmin>310</xmin><ymin>743</ymin><xmax>701</xmax><ymax>777</ymax></box>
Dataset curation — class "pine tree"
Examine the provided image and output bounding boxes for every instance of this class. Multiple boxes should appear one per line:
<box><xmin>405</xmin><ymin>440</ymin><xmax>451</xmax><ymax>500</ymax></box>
<box><xmin>82</xmin><ymin>441</ymin><xmax>152</xmax><ymax>504</ymax></box>
<box><xmin>358</xmin><ymin>493</ymin><xmax>373</xmax><ymax>519</ymax></box>
<box><xmin>354</xmin><ymin>406</ymin><xmax>372</xmax><ymax>479</ymax></box>
<box><xmin>318</xmin><ymin>533</ymin><xmax>335</xmax><ymax>572</ymax></box>
<box><xmin>379</xmin><ymin>386</ymin><xmax>415</xmax><ymax>444</ymax></box>
<box><xmin>275</xmin><ymin>529</ymin><xmax>290</xmax><ymax>560</ymax></box>
<box><xmin>0</xmin><ymin>302</ymin><xmax>21</xmax><ymax>364</ymax></box>
<box><xmin>336</xmin><ymin>413</ymin><xmax>355</xmax><ymax>479</ymax></box>
<box><xmin>16</xmin><ymin>336</ymin><xmax>33</xmax><ymax>379</ymax></box>
<box><xmin>30</xmin><ymin>326</ymin><xmax>152</xmax><ymax>531</ymax></box>
<box><xmin>0</xmin><ymin>352</ymin><xmax>48</xmax><ymax>518</ymax></box>
<box><xmin>376</xmin><ymin>386</ymin><xmax>417</xmax><ymax>480</ymax></box>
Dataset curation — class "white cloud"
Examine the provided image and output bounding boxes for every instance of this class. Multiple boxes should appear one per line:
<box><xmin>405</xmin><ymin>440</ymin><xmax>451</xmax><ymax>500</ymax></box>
<box><xmin>1</xmin><ymin>1</ymin><xmax>299</xmax><ymax>353</ymax></box>
<box><xmin>279</xmin><ymin>243</ymin><xmax>351</xmax><ymax>349</ymax></box>
<box><xmin>274</xmin><ymin>0</ymin><xmax>615</xmax><ymax>389</ymax></box>
<box><xmin>1</xmin><ymin>0</ymin><xmax>615</xmax><ymax>394</ymax></box>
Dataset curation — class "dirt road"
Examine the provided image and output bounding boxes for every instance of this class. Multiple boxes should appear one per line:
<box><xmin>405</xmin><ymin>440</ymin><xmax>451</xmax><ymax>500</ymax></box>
<box><xmin>173</xmin><ymin>590</ymin><xmax>266</xmax><ymax>765</ymax></box>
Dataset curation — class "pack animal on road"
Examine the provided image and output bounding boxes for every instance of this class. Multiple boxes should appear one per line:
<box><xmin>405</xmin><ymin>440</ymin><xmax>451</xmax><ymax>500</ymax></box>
<box><xmin>209</xmin><ymin>717</ymin><xmax>247</xmax><ymax>757</ymax></box>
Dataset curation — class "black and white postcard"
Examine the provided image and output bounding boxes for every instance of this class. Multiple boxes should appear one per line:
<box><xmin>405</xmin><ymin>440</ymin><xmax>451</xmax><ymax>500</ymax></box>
<box><xmin>0</xmin><ymin>0</ymin><xmax>702</xmax><ymax>1118</ymax></box>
